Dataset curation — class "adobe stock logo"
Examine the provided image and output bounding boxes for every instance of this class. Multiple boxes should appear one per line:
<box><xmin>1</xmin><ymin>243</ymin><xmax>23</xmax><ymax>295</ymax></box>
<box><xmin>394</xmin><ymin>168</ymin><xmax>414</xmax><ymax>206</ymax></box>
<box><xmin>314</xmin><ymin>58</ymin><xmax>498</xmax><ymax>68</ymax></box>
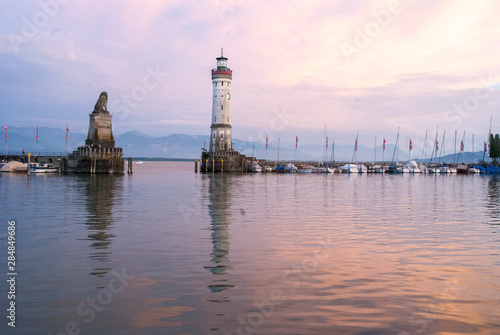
<box><xmin>339</xmin><ymin>0</ymin><xmax>405</xmax><ymax>64</ymax></box>
<box><xmin>8</xmin><ymin>0</ymin><xmax>70</xmax><ymax>53</ymax></box>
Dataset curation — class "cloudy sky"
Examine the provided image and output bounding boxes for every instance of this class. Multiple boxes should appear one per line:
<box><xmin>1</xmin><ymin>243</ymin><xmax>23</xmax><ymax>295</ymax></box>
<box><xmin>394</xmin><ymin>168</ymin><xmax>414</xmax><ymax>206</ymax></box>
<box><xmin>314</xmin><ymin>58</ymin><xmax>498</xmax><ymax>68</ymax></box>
<box><xmin>1</xmin><ymin>0</ymin><xmax>499</xmax><ymax>151</ymax></box>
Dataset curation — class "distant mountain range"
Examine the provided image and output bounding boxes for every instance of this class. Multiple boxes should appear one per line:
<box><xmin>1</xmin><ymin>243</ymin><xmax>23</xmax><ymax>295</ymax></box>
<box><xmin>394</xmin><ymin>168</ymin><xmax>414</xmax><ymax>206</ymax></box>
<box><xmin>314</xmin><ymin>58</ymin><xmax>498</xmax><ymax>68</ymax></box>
<box><xmin>0</xmin><ymin>126</ymin><xmax>489</xmax><ymax>163</ymax></box>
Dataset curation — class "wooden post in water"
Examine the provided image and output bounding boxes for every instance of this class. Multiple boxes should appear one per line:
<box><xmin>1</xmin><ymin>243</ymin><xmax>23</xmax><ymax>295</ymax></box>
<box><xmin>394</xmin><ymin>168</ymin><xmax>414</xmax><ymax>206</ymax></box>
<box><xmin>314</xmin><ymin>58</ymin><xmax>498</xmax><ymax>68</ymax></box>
<box><xmin>127</xmin><ymin>158</ymin><xmax>133</xmax><ymax>174</ymax></box>
<box><xmin>195</xmin><ymin>159</ymin><xmax>198</xmax><ymax>173</ymax></box>
<box><xmin>27</xmin><ymin>152</ymin><xmax>30</xmax><ymax>175</ymax></box>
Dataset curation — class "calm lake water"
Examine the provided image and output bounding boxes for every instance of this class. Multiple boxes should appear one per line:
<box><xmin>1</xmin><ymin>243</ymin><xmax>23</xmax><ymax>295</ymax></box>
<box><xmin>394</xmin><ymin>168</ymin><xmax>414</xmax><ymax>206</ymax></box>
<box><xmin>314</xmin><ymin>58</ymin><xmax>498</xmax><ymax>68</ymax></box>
<box><xmin>1</xmin><ymin>161</ymin><xmax>499</xmax><ymax>334</ymax></box>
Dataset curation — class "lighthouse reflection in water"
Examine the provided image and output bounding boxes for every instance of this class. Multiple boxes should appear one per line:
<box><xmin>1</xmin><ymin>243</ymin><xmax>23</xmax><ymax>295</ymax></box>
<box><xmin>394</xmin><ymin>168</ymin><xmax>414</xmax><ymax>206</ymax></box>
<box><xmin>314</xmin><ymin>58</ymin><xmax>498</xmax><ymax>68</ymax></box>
<box><xmin>205</xmin><ymin>173</ymin><xmax>235</xmax><ymax>297</ymax></box>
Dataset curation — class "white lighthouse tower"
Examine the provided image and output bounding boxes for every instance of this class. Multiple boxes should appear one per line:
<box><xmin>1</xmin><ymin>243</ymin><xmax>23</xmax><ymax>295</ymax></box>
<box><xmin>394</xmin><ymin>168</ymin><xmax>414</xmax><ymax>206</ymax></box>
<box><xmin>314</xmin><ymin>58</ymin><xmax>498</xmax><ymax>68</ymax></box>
<box><xmin>209</xmin><ymin>49</ymin><xmax>232</xmax><ymax>153</ymax></box>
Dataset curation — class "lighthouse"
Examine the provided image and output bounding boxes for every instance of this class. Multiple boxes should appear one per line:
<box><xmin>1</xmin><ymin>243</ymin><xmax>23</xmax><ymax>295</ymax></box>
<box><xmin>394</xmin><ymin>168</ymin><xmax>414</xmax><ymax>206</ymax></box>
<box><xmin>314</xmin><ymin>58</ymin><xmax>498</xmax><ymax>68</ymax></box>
<box><xmin>201</xmin><ymin>49</ymin><xmax>256</xmax><ymax>172</ymax></box>
<box><xmin>209</xmin><ymin>49</ymin><xmax>233</xmax><ymax>152</ymax></box>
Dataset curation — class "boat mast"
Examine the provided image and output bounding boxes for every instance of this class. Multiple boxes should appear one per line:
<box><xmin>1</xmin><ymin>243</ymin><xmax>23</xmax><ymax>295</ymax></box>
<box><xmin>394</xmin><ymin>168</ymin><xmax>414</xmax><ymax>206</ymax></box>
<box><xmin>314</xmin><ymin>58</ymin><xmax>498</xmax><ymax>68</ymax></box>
<box><xmin>472</xmin><ymin>134</ymin><xmax>475</xmax><ymax>164</ymax></box>
<box><xmin>391</xmin><ymin>126</ymin><xmax>399</xmax><ymax>164</ymax></box>
<box><xmin>438</xmin><ymin>130</ymin><xmax>445</xmax><ymax>163</ymax></box>
<box><xmin>421</xmin><ymin>129</ymin><xmax>428</xmax><ymax>161</ymax></box>
<box><xmin>453</xmin><ymin>129</ymin><xmax>457</xmax><ymax>165</ymax></box>
<box><xmin>485</xmin><ymin>115</ymin><xmax>492</xmax><ymax>162</ymax></box>
<box><xmin>374</xmin><ymin>136</ymin><xmax>377</xmax><ymax>163</ymax></box>
<box><xmin>277</xmin><ymin>137</ymin><xmax>280</xmax><ymax>164</ymax></box>
<box><xmin>251</xmin><ymin>138</ymin><xmax>255</xmax><ymax>163</ymax></box>
<box><xmin>324</xmin><ymin>124</ymin><xmax>327</xmax><ymax>163</ymax></box>
<box><xmin>431</xmin><ymin>125</ymin><xmax>438</xmax><ymax>165</ymax></box>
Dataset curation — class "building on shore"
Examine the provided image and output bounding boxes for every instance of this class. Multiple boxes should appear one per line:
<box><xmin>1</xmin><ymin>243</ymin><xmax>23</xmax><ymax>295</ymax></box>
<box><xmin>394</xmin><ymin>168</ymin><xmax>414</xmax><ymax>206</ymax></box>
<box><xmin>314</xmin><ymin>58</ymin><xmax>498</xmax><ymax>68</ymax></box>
<box><xmin>67</xmin><ymin>92</ymin><xmax>124</xmax><ymax>173</ymax></box>
<box><xmin>201</xmin><ymin>50</ymin><xmax>256</xmax><ymax>172</ymax></box>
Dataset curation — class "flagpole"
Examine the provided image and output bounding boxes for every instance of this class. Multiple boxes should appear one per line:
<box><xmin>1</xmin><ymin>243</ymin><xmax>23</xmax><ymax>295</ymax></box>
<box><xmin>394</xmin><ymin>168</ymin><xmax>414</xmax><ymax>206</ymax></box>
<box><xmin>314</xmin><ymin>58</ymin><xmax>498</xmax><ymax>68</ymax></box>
<box><xmin>265</xmin><ymin>135</ymin><xmax>268</xmax><ymax>162</ymax></box>
<box><xmin>295</xmin><ymin>135</ymin><xmax>297</xmax><ymax>162</ymax></box>
<box><xmin>409</xmin><ymin>139</ymin><xmax>411</xmax><ymax>162</ymax></box>
<box><xmin>383</xmin><ymin>138</ymin><xmax>385</xmax><ymax>163</ymax></box>
<box><xmin>66</xmin><ymin>124</ymin><xmax>68</xmax><ymax>153</ymax></box>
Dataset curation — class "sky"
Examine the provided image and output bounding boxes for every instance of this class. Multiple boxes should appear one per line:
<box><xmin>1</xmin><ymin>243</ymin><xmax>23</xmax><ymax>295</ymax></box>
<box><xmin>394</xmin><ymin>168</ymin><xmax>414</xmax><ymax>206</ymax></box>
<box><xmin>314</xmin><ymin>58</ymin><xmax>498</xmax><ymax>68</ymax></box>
<box><xmin>1</xmin><ymin>0</ymin><xmax>499</xmax><ymax>153</ymax></box>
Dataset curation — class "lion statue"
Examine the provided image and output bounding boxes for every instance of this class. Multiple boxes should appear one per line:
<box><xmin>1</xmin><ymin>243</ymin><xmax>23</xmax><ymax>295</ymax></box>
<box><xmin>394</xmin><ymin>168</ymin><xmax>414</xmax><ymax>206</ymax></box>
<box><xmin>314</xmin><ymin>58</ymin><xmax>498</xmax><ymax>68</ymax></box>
<box><xmin>94</xmin><ymin>91</ymin><xmax>108</xmax><ymax>113</ymax></box>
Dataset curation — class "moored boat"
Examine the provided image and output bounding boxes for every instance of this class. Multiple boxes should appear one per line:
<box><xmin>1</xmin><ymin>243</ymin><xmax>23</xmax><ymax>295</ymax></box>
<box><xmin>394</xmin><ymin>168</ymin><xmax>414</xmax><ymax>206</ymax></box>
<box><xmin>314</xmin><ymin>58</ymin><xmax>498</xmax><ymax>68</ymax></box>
<box><xmin>297</xmin><ymin>165</ymin><xmax>312</xmax><ymax>173</ymax></box>
<box><xmin>457</xmin><ymin>164</ymin><xmax>469</xmax><ymax>174</ymax></box>
<box><xmin>251</xmin><ymin>162</ymin><xmax>262</xmax><ymax>173</ymax></box>
<box><xmin>285</xmin><ymin>163</ymin><xmax>297</xmax><ymax>173</ymax></box>
<box><xmin>340</xmin><ymin>164</ymin><xmax>359</xmax><ymax>173</ymax></box>
<box><xmin>30</xmin><ymin>162</ymin><xmax>59</xmax><ymax>173</ymax></box>
<box><xmin>404</xmin><ymin>161</ymin><xmax>421</xmax><ymax>173</ymax></box>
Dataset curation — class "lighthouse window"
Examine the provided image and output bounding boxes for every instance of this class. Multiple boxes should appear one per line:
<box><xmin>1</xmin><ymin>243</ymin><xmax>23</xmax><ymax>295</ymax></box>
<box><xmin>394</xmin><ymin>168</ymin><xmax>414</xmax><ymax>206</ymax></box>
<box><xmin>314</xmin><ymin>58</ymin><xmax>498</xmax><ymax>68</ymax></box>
<box><xmin>221</xmin><ymin>105</ymin><xmax>223</xmax><ymax>110</ymax></box>
<box><xmin>214</xmin><ymin>117</ymin><xmax>216</xmax><ymax>122</ymax></box>
<box><xmin>222</xmin><ymin>81</ymin><xmax>224</xmax><ymax>86</ymax></box>
<box><xmin>220</xmin><ymin>133</ymin><xmax>224</xmax><ymax>139</ymax></box>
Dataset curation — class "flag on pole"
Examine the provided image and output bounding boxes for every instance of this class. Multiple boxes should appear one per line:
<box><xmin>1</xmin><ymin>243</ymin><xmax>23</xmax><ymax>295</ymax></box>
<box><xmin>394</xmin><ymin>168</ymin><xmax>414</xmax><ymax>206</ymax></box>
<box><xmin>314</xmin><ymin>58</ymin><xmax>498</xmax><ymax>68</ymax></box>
<box><xmin>296</xmin><ymin>135</ymin><xmax>298</xmax><ymax>148</ymax></box>
<box><xmin>436</xmin><ymin>140</ymin><xmax>439</xmax><ymax>151</ymax></box>
<box><xmin>266</xmin><ymin>135</ymin><xmax>268</xmax><ymax>148</ymax></box>
<box><xmin>383</xmin><ymin>138</ymin><xmax>386</xmax><ymax>150</ymax></box>
<box><xmin>4</xmin><ymin>125</ymin><xmax>6</xmax><ymax>140</ymax></box>
<box><xmin>66</xmin><ymin>125</ymin><xmax>69</xmax><ymax>141</ymax></box>
<box><xmin>326</xmin><ymin>136</ymin><xmax>329</xmax><ymax>149</ymax></box>
<box><xmin>460</xmin><ymin>140</ymin><xmax>464</xmax><ymax>152</ymax></box>
<box><xmin>484</xmin><ymin>141</ymin><xmax>487</xmax><ymax>152</ymax></box>
<box><xmin>355</xmin><ymin>138</ymin><xmax>358</xmax><ymax>151</ymax></box>
<box><xmin>36</xmin><ymin>125</ymin><xmax>38</xmax><ymax>141</ymax></box>
<box><xmin>409</xmin><ymin>139</ymin><xmax>412</xmax><ymax>151</ymax></box>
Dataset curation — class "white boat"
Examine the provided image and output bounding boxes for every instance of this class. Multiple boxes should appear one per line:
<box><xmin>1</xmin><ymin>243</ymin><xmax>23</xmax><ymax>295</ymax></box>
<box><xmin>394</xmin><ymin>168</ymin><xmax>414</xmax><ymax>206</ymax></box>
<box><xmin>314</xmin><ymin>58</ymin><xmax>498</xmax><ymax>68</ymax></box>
<box><xmin>263</xmin><ymin>166</ymin><xmax>272</xmax><ymax>173</ymax></box>
<box><xmin>133</xmin><ymin>161</ymin><xmax>143</xmax><ymax>164</ymax></box>
<box><xmin>404</xmin><ymin>161</ymin><xmax>421</xmax><ymax>173</ymax></box>
<box><xmin>297</xmin><ymin>165</ymin><xmax>312</xmax><ymax>173</ymax></box>
<box><xmin>1</xmin><ymin>161</ymin><xmax>25</xmax><ymax>173</ymax></box>
<box><xmin>285</xmin><ymin>163</ymin><xmax>297</xmax><ymax>173</ymax></box>
<box><xmin>30</xmin><ymin>162</ymin><xmax>58</xmax><ymax>173</ymax></box>
<box><xmin>251</xmin><ymin>162</ymin><xmax>262</xmax><ymax>173</ymax></box>
<box><xmin>356</xmin><ymin>164</ymin><xmax>367</xmax><ymax>173</ymax></box>
<box><xmin>319</xmin><ymin>166</ymin><xmax>334</xmax><ymax>173</ymax></box>
<box><xmin>340</xmin><ymin>164</ymin><xmax>359</xmax><ymax>173</ymax></box>
<box><xmin>374</xmin><ymin>165</ymin><xmax>384</xmax><ymax>173</ymax></box>
<box><xmin>437</xmin><ymin>165</ymin><xmax>450</xmax><ymax>174</ymax></box>
<box><xmin>469</xmin><ymin>166</ymin><xmax>480</xmax><ymax>174</ymax></box>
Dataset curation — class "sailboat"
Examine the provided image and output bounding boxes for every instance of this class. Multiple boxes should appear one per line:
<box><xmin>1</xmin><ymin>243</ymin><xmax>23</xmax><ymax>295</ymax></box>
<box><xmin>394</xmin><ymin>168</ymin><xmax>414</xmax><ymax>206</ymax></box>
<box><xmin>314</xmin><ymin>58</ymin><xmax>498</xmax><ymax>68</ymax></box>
<box><xmin>317</xmin><ymin>126</ymin><xmax>333</xmax><ymax>173</ymax></box>
<box><xmin>427</xmin><ymin>126</ymin><xmax>439</xmax><ymax>173</ymax></box>
<box><xmin>341</xmin><ymin>132</ymin><xmax>360</xmax><ymax>173</ymax></box>
<box><xmin>250</xmin><ymin>139</ymin><xmax>262</xmax><ymax>173</ymax></box>
<box><xmin>386</xmin><ymin>127</ymin><xmax>401</xmax><ymax>173</ymax></box>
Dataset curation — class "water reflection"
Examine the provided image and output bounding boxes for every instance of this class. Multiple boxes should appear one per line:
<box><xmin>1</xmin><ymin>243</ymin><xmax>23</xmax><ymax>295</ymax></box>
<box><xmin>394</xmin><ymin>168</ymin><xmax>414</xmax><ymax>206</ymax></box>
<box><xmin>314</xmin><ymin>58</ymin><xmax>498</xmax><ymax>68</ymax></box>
<box><xmin>204</xmin><ymin>173</ymin><xmax>234</xmax><ymax>298</ymax></box>
<box><xmin>82</xmin><ymin>175</ymin><xmax>121</xmax><ymax>276</ymax></box>
<box><xmin>487</xmin><ymin>176</ymin><xmax>500</xmax><ymax>225</ymax></box>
